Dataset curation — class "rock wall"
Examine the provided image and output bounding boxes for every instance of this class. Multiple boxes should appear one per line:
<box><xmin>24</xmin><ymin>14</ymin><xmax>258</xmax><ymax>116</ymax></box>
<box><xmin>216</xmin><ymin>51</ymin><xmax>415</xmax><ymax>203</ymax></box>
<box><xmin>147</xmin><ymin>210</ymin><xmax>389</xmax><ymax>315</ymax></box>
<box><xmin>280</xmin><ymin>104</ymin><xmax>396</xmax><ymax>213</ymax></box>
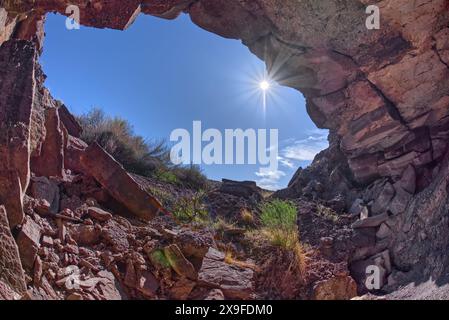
<box><xmin>0</xmin><ymin>0</ymin><xmax>449</xmax><ymax>294</ymax></box>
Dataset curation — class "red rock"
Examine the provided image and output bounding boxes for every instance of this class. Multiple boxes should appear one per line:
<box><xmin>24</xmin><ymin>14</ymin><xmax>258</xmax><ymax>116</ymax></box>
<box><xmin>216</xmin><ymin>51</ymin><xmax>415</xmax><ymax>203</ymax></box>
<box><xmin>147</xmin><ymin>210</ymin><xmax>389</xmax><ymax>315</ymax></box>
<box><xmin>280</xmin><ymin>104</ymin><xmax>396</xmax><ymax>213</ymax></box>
<box><xmin>174</xmin><ymin>229</ymin><xmax>214</xmax><ymax>260</ymax></box>
<box><xmin>68</xmin><ymin>224</ymin><xmax>100</xmax><ymax>246</ymax></box>
<box><xmin>0</xmin><ymin>40</ymin><xmax>37</xmax><ymax>229</ymax></box>
<box><xmin>0</xmin><ymin>280</ymin><xmax>21</xmax><ymax>300</ymax></box>
<box><xmin>0</xmin><ymin>170</ymin><xmax>25</xmax><ymax>228</ymax></box>
<box><xmin>16</xmin><ymin>215</ymin><xmax>42</xmax><ymax>270</ymax></box>
<box><xmin>34</xmin><ymin>199</ymin><xmax>51</xmax><ymax>216</ymax></box>
<box><xmin>169</xmin><ymin>277</ymin><xmax>195</xmax><ymax>300</ymax></box>
<box><xmin>41</xmin><ymin>235</ymin><xmax>54</xmax><ymax>247</ymax></box>
<box><xmin>58</xmin><ymin>104</ymin><xmax>82</xmax><ymax>138</ymax></box>
<box><xmin>31</xmin><ymin>107</ymin><xmax>65</xmax><ymax>178</ymax></box>
<box><xmin>29</xmin><ymin>176</ymin><xmax>60</xmax><ymax>214</ymax></box>
<box><xmin>0</xmin><ymin>206</ymin><xmax>27</xmax><ymax>294</ymax></box>
<box><xmin>96</xmin><ymin>270</ymin><xmax>124</xmax><ymax>300</ymax></box>
<box><xmin>80</xmin><ymin>143</ymin><xmax>164</xmax><ymax>221</ymax></box>
<box><xmin>64</xmin><ymin>135</ymin><xmax>88</xmax><ymax>174</ymax></box>
<box><xmin>198</xmin><ymin>248</ymin><xmax>254</xmax><ymax>300</ymax></box>
<box><xmin>101</xmin><ymin>220</ymin><xmax>129</xmax><ymax>253</ymax></box>
<box><xmin>33</xmin><ymin>256</ymin><xmax>43</xmax><ymax>285</ymax></box>
<box><xmin>164</xmin><ymin>244</ymin><xmax>197</xmax><ymax>280</ymax></box>
<box><xmin>87</xmin><ymin>207</ymin><xmax>113</xmax><ymax>222</ymax></box>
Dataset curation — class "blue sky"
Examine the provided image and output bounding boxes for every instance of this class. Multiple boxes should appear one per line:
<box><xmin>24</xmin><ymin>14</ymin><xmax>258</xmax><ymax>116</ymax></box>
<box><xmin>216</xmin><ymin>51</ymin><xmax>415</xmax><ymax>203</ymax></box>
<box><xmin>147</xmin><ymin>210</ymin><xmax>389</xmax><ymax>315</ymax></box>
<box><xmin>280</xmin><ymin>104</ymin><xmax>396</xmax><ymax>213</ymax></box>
<box><xmin>40</xmin><ymin>13</ymin><xmax>328</xmax><ymax>190</ymax></box>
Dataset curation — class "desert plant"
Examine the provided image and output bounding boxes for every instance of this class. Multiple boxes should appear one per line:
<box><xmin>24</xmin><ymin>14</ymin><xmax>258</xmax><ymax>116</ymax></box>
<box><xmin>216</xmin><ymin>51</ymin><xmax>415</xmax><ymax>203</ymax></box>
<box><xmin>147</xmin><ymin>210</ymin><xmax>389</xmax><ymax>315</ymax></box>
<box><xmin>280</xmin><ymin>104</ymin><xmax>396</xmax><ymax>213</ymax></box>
<box><xmin>172</xmin><ymin>191</ymin><xmax>209</xmax><ymax>223</ymax></box>
<box><xmin>259</xmin><ymin>200</ymin><xmax>299</xmax><ymax>250</ymax></box>
<box><xmin>77</xmin><ymin>108</ymin><xmax>207</xmax><ymax>190</ymax></box>
<box><xmin>240</xmin><ymin>208</ymin><xmax>255</xmax><ymax>225</ymax></box>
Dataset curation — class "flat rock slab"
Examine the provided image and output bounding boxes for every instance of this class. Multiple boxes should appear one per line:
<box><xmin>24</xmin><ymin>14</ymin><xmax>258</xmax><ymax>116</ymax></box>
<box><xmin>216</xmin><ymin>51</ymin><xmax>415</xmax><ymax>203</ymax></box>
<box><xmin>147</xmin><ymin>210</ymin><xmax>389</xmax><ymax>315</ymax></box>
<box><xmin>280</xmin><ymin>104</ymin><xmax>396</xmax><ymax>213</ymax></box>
<box><xmin>80</xmin><ymin>143</ymin><xmax>163</xmax><ymax>221</ymax></box>
<box><xmin>198</xmin><ymin>248</ymin><xmax>254</xmax><ymax>300</ymax></box>
<box><xmin>352</xmin><ymin>213</ymin><xmax>389</xmax><ymax>229</ymax></box>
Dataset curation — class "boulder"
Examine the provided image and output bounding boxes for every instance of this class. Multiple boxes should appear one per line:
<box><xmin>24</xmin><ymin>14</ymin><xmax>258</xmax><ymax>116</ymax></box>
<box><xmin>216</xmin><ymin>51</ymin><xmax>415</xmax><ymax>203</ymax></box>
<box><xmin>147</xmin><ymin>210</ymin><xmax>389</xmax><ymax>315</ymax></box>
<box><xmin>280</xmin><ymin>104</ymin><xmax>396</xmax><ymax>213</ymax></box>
<box><xmin>164</xmin><ymin>244</ymin><xmax>197</xmax><ymax>280</ymax></box>
<box><xmin>0</xmin><ymin>280</ymin><xmax>21</xmax><ymax>300</ymax></box>
<box><xmin>376</xmin><ymin>223</ymin><xmax>392</xmax><ymax>240</ymax></box>
<box><xmin>64</xmin><ymin>135</ymin><xmax>88</xmax><ymax>174</ymax></box>
<box><xmin>198</xmin><ymin>248</ymin><xmax>254</xmax><ymax>300</ymax></box>
<box><xmin>0</xmin><ymin>206</ymin><xmax>27</xmax><ymax>294</ymax></box>
<box><xmin>174</xmin><ymin>229</ymin><xmax>214</xmax><ymax>260</ymax></box>
<box><xmin>58</xmin><ymin>104</ymin><xmax>82</xmax><ymax>138</ymax></box>
<box><xmin>79</xmin><ymin>143</ymin><xmax>164</xmax><ymax>221</ymax></box>
<box><xmin>87</xmin><ymin>207</ymin><xmax>113</xmax><ymax>222</ymax></box>
<box><xmin>68</xmin><ymin>224</ymin><xmax>101</xmax><ymax>246</ymax></box>
<box><xmin>29</xmin><ymin>176</ymin><xmax>60</xmax><ymax>214</ymax></box>
<box><xmin>398</xmin><ymin>165</ymin><xmax>416</xmax><ymax>194</ymax></box>
<box><xmin>16</xmin><ymin>215</ymin><xmax>42</xmax><ymax>270</ymax></box>
<box><xmin>169</xmin><ymin>277</ymin><xmax>196</xmax><ymax>300</ymax></box>
<box><xmin>31</xmin><ymin>107</ymin><xmax>65</xmax><ymax>178</ymax></box>
<box><xmin>100</xmin><ymin>219</ymin><xmax>129</xmax><ymax>253</ymax></box>
<box><xmin>0</xmin><ymin>170</ymin><xmax>25</xmax><ymax>228</ymax></box>
<box><xmin>0</xmin><ymin>40</ymin><xmax>37</xmax><ymax>228</ymax></box>
<box><xmin>348</xmin><ymin>198</ymin><xmax>364</xmax><ymax>216</ymax></box>
<box><xmin>136</xmin><ymin>270</ymin><xmax>159</xmax><ymax>298</ymax></box>
<box><xmin>370</xmin><ymin>182</ymin><xmax>395</xmax><ymax>215</ymax></box>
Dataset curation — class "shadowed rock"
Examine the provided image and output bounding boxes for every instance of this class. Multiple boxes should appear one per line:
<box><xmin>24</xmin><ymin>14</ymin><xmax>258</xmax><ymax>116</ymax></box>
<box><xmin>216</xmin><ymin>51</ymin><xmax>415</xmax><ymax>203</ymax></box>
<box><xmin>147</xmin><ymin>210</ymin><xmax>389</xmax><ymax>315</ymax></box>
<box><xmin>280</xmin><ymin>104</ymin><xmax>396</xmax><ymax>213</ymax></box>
<box><xmin>80</xmin><ymin>143</ymin><xmax>164</xmax><ymax>221</ymax></box>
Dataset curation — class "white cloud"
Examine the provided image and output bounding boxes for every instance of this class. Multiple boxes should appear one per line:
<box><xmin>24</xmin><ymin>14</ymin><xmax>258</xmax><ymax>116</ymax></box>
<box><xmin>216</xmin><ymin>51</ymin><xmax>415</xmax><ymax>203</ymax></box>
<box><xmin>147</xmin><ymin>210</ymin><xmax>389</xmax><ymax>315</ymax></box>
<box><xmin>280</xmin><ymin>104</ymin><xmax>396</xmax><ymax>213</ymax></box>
<box><xmin>255</xmin><ymin>167</ymin><xmax>286</xmax><ymax>190</ymax></box>
<box><xmin>254</xmin><ymin>129</ymin><xmax>329</xmax><ymax>190</ymax></box>
<box><xmin>281</xmin><ymin>129</ymin><xmax>328</xmax><ymax>162</ymax></box>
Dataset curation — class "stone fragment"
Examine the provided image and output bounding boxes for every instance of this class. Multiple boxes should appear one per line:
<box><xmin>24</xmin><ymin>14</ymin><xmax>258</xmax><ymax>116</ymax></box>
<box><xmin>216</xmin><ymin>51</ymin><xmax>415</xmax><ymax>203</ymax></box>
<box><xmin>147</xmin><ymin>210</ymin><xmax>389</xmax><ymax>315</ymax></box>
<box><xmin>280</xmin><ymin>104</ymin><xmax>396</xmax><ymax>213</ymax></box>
<box><xmin>164</xmin><ymin>244</ymin><xmax>197</xmax><ymax>280</ymax></box>
<box><xmin>174</xmin><ymin>229</ymin><xmax>214</xmax><ymax>260</ymax></box>
<box><xmin>220</xmin><ymin>179</ymin><xmax>263</xmax><ymax>200</ymax></box>
<box><xmin>0</xmin><ymin>170</ymin><xmax>25</xmax><ymax>228</ymax></box>
<box><xmin>398</xmin><ymin>165</ymin><xmax>416</xmax><ymax>194</ymax></box>
<box><xmin>0</xmin><ymin>40</ymin><xmax>37</xmax><ymax>229</ymax></box>
<box><xmin>371</xmin><ymin>182</ymin><xmax>395</xmax><ymax>215</ymax></box>
<box><xmin>80</xmin><ymin>143</ymin><xmax>164</xmax><ymax>221</ymax></box>
<box><xmin>198</xmin><ymin>248</ymin><xmax>254</xmax><ymax>300</ymax></box>
<box><xmin>69</xmin><ymin>224</ymin><xmax>100</xmax><ymax>246</ymax></box>
<box><xmin>376</xmin><ymin>223</ymin><xmax>392</xmax><ymax>240</ymax></box>
<box><xmin>169</xmin><ymin>277</ymin><xmax>196</xmax><ymax>300</ymax></box>
<box><xmin>29</xmin><ymin>176</ymin><xmax>60</xmax><ymax>214</ymax></box>
<box><xmin>31</xmin><ymin>107</ymin><xmax>65</xmax><ymax>178</ymax></box>
<box><xmin>101</xmin><ymin>220</ymin><xmax>129</xmax><ymax>253</ymax></box>
<box><xmin>352</xmin><ymin>213</ymin><xmax>389</xmax><ymax>229</ymax></box>
<box><xmin>87</xmin><ymin>207</ymin><xmax>113</xmax><ymax>222</ymax></box>
<box><xmin>137</xmin><ymin>270</ymin><xmax>159</xmax><ymax>298</ymax></box>
<box><xmin>58</xmin><ymin>104</ymin><xmax>82</xmax><ymax>138</ymax></box>
<box><xmin>34</xmin><ymin>199</ymin><xmax>51</xmax><ymax>216</ymax></box>
<box><xmin>16</xmin><ymin>215</ymin><xmax>41</xmax><ymax>270</ymax></box>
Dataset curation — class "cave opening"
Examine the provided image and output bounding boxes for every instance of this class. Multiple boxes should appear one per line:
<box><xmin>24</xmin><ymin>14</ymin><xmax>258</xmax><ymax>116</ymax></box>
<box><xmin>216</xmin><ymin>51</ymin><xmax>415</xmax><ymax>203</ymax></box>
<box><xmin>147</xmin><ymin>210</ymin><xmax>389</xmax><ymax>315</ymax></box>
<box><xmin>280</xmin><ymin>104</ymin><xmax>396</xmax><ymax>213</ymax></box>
<box><xmin>40</xmin><ymin>12</ymin><xmax>328</xmax><ymax>190</ymax></box>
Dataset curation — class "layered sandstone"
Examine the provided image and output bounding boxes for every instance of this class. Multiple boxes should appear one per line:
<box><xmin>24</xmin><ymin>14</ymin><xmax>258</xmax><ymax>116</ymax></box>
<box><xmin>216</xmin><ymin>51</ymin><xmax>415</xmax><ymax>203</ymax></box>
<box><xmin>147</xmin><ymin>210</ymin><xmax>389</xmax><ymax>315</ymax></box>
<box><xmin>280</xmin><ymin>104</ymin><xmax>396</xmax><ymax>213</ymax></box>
<box><xmin>0</xmin><ymin>0</ymin><xmax>448</xmax><ymax>298</ymax></box>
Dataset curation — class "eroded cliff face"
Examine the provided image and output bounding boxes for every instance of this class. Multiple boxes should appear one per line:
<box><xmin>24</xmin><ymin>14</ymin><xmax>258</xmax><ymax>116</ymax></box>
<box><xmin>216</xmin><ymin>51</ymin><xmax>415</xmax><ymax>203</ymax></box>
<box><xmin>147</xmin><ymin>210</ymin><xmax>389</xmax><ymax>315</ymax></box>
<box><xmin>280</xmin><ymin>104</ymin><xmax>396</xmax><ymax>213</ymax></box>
<box><xmin>0</xmin><ymin>0</ymin><xmax>449</xmax><ymax>298</ymax></box>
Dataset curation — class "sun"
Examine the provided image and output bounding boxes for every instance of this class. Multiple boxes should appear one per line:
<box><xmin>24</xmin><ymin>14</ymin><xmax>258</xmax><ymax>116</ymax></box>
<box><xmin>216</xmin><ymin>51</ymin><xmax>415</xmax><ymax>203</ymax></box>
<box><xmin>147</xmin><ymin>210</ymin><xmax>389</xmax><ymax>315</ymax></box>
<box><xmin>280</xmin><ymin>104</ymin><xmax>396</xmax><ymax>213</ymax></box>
<box><xmin>260</xmin><ymin>80</ymin><xmax>270</xmax><ymax>91</ymax></box>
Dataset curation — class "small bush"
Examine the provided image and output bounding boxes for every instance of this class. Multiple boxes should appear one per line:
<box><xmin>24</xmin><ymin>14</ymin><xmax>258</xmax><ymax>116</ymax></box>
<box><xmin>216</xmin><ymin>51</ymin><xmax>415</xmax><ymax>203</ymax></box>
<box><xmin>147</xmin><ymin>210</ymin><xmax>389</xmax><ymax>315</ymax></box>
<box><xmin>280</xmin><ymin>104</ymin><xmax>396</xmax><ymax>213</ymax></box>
<box><xmin>240</xmin><ymin>208</ymin><xmax>255</xmax><ymax>225</ymax></box>
<box><xmin>259</xmin><ymin>200</ymin><xmax>298</xmax><ymax>250</ymax></box>
<box><xmin>172</xmin><ymin>165</ymin><xmax>208</xmax><ymax>190</ymax></box>
<box><xmin>77</xmin><ymin>108</ymin><xmax>208</xmax><ymax>190</ymax></box>
<box><xmin>172</xmin><ymin>191</ymin><xmax>209</xmax><ymax>223</ymax></box>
